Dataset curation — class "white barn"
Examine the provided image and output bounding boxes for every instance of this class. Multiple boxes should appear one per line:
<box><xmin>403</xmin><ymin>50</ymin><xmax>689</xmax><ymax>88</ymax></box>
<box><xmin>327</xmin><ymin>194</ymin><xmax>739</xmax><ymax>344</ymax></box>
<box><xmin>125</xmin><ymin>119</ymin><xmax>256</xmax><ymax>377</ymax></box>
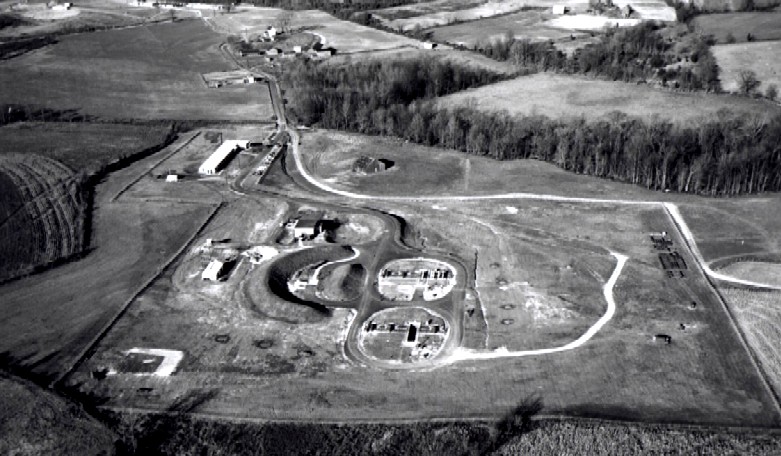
<box><xmin>202</xmin><ymin>259</ymin><xmax>227</xmax><ymax>281</ymax></box>
<box><xmin>198</xmin><ymin>139</ymin><xmax>249</xmax><ymax>175</ymax></box>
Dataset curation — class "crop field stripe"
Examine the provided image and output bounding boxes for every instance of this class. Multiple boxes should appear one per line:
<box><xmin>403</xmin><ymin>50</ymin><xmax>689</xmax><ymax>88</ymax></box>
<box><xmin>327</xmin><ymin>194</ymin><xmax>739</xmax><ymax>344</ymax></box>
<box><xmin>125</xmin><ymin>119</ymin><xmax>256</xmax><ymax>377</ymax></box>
<box><xmin>110</xmin><ymin>131</ymin><xmax>201</xmax><ymax>203</ymax></box>
<box><xmin>52</xmin><ymin>201</ymin><xmax>223</xmax><ymax>388</ymax></box>
<box><xmin>663</xmin><ymin>204</ymin><xmax>781</xmax><ymax>420</ymax></box>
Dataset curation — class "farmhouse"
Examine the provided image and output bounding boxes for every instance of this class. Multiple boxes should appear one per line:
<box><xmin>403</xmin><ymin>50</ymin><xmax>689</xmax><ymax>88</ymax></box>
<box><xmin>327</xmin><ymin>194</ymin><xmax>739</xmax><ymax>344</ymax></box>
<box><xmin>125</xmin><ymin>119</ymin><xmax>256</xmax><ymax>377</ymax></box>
<box><xmin>202</xmin><ymin>259</ymin><xmax>227</xmax><ymax>281</ymax></box>
<box><xmin>198</xmin><ymin>139</ymin><xmax>249</xmax><ymax>175</ymax></box>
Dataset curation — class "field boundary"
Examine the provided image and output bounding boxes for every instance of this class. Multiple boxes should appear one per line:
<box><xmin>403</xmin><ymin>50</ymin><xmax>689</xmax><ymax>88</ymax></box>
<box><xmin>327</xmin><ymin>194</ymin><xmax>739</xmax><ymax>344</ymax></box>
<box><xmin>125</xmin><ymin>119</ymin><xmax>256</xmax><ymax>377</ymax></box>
<box><xmin>51</xmin><ymin>201</ymin><xmax>223</xmax><ymax>388</ymax></box>
<box><xmin>662</xmin><ymin>204</ymin><xmax>781</xmax><ymax>421</ymax></box>
<box><xmin>110</xmin><ymin>131</ymin><xmax>201</xmax><ymax>203</ymax></box>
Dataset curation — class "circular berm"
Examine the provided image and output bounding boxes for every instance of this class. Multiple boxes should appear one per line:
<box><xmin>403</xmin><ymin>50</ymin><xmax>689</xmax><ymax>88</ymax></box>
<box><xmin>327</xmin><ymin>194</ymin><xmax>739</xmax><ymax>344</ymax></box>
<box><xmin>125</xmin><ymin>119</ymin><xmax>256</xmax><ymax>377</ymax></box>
<box><xmin>357</xmin><ymin>307</ymin><xmax>450</xmax><ymax>364</ymax></box>
<box><xmin>377</xmin><ymin>257</ymin><xmax>457</xmax><ymax>302</ymax></box>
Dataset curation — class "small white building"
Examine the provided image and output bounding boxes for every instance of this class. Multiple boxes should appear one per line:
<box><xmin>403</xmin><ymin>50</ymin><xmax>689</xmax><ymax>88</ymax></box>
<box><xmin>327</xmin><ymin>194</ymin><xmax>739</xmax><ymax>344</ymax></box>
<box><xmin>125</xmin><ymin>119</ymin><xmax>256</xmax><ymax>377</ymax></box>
<box><xmin>421</xmin><ymin>42</ymin><xmax>436</xmax><ymax>50</ymax></box>
<box><xmin>198</xmin><ymin>139</ymin><xmax>249</xmax><ymax>175</ymax></box>
<box><xmin>263</xmin><ymin>26</ymin><xmax>277</xmax><ymax>41</ymax></box>
<box><xmin>202</xmin><ymin>259</ymin><xmax>227</xmax><ymax>281</ymax></box>
<box><xmin>293</xmin><ymin>45</ymin><xmax>302</xmax><ymax>54</ymax></box>
<box><xmin>52</xmin><ymin>2</ymin><xmax>73</xmax><ymax>10</ymax></box>
<box><xmin>552</xmin><ymin>5</ymin><xmax>569</xmax><ymax>14</ymax></box>
<box><xmin>165</xmin><ymin>174</ymin><xmax>179</xmax><ymax>182</ymax></box>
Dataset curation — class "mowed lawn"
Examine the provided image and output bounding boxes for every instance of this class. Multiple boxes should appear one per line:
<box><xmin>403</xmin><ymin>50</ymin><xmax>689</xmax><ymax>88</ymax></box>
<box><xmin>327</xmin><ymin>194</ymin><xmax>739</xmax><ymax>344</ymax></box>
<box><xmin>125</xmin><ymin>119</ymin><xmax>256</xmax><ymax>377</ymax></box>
<box><xmin>0</xmin><ymin>19</ymin><xmax>273</xmax><ymax>121</ymax></box>
<box><xmin>693</xmin><ymin>11</ymin><xmax>781</xmax><ymax>43</ymax></box>
<box><xmin>711</xmin><ymin>41</ymin><xmax>781</xmax><ymax>93</ymax></box>
<box><xmin>437</xmin><ymin>73</ymin><xmax>779</xmax><ymax>121</ymax></box>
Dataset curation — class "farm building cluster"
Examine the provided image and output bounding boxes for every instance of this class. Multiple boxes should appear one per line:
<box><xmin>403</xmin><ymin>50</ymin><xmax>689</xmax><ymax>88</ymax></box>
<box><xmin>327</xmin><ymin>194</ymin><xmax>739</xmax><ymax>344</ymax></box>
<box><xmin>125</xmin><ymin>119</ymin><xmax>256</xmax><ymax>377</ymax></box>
<box><xmin>377</xmin><ymin>258</ymin><xmax>457</xmax><ymax>301</ymax></box>
<box><xmin>280</xmin><ymin>211</ymin><xmax>333</xmax><ymax>243</ymax></box>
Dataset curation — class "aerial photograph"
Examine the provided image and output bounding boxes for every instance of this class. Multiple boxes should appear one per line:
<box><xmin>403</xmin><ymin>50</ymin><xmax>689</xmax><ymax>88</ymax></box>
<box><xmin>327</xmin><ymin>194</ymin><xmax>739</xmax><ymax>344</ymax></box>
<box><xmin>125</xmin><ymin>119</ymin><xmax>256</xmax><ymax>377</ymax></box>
<box><xmin>0</xmin><ymin>0</ymin><xmax>780</xmax><ymax>453</ymax></box>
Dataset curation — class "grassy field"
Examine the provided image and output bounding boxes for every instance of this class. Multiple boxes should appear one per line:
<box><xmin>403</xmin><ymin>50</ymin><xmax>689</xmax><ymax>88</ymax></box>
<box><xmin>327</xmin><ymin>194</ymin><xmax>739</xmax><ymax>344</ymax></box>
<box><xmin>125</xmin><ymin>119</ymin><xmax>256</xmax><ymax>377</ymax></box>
<box><xmin>428</xmin><ymin>10</ymin><xmax>582</xmax><ymax>47</ymax></box>
<box><xmin>720</xmin><ymin>288</ymin><xmax>781</xmax><ymax>397</ymax></box>
<box><xmin>0</xmin><ymin>0</ymin><xmax>171</xmax><ymax>39</ymax></box>
<box><xmin>0</xmin><ymin>19</ymin><xmax>273</xmax><ymax>121</ymax></box>
<box><xmin>297</xmin><ymin>129</ymin><xmax>704</xmax><ymax>202</ymax></box>
<box><xmin>437</xmin><ymin>73</ymin><xmax>780</xmax><ymax>122</ymax></box>
<box><xmin>0</xmin><ymin>122</ymin><xmax>172</xmax><ymax>173</ymax></box>
<box><xmin>0</xmin><ymin>143</ymin><xmax>218</xmax><ymax>379</ymax></box>
<box><xmin>0</xmin><ymin>154</ymin><xmax>86</xmax><ymax>282</ymax></box>
<box><xmin>328</xmin><ymin>47</ymin><xmax>519</xmax><ymax>75</ymax></box>
<box><xmin>718</xmin><ymin>262</ymin><xmax>781</xmax><ymax>287</ymax></box>
<box><xmin>711</xmin><ymin>41</ymin><xmax>781</xmax><ymax>93</ymax></box>
<box><xmin>677</xmin><ymin>199</ymin><xmax>781</xmax><ymax>263</ymax></box>
<box><xmin>209</xmin><ymin>7</ymin><xmax>423</xmax><ymax>53</ymax></box>
<box><xmin>693</xmin><ymin>11</ymin><xmax>781</xmax><ymax>43</ymax></box>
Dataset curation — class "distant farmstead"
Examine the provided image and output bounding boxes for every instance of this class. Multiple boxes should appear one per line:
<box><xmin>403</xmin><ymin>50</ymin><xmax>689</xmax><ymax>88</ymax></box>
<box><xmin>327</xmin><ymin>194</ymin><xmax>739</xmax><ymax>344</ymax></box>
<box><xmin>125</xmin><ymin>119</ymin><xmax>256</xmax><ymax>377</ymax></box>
<box><xmin>199</xmin><ymin>140</ymin><xmax>249</xmax><ymax>175</ymax></box>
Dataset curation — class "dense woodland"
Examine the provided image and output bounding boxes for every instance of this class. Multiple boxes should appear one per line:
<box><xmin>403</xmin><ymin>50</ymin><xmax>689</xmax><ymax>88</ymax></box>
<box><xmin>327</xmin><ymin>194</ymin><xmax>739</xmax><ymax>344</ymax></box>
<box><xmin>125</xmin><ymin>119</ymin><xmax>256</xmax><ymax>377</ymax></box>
<box><xmin>284</xmin><ymin>57</ymin><xmax>781</xmax><ymax>196</ymax></box>
<box><xmin>474</xmin><ymin>23</ymin><xmax>720</xmax><ymax>92</ymax></box>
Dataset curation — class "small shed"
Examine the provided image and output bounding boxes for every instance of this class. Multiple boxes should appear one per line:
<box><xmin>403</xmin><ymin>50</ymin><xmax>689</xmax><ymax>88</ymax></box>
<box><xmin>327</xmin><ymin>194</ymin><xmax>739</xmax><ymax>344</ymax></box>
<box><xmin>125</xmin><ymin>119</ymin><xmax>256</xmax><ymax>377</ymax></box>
<box><xmin>552</xmin><ymin>5</ymin><xmax>569</xmax><ymax>14</ymax></box>
<box><xmin>165</xmin><ymin>174</ymin><xmax>179</xmax><ymax>183</ymax></box>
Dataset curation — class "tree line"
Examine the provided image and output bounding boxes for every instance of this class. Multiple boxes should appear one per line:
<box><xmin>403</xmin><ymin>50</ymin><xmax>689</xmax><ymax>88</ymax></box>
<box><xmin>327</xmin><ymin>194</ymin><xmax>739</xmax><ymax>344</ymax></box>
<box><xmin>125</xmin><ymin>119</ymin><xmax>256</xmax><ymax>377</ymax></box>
<box><xmin>473</xmin><ymin>22</ymin><xmax>720</xmax><ymax>92</ymax></box>
<box><xmin>284</xmin><ymin>57</ymin><xmax>781</xmax><ymax>196</ymax></box>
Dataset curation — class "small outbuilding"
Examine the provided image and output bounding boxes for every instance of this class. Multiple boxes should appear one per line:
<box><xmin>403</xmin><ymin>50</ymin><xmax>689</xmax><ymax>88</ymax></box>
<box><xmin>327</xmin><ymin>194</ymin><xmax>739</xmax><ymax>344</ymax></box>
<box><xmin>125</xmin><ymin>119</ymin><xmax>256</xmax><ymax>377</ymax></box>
<box><xmin>202</xmin><ymin>259</ymin><xmax>228</xmax><ymax>281</ymax></box>
<box><xmin>292</xmin><ymin>212</ymin><xmax>325</xmax><ymax>239</ymax></box>
<box><xmin>552</xmin><ymin>5</ymin><xmax>569</xmax><ymax>14</ymax></box>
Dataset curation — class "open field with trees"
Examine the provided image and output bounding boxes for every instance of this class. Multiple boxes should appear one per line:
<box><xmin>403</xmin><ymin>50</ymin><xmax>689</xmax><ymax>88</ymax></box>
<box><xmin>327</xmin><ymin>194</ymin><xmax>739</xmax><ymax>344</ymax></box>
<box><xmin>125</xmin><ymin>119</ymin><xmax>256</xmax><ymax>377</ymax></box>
<box><xmin>711</xmin><ymin>41</ymin><xmax>781</xmax><ymax>94</ymax></box>
<box><xmin>719</xmin><ymin>288</ymin><xmax>781</xmax><ymax>396</ymax></box>
<box><xmin>299</xmin><ymin>129</ymin><xmax>670</xmax><ymax>200</ymax></box>
<box><xmin>428</xmin><ymin>10</ymin><xmax>580</xmax><ymax>47</ymax></box>
<box><xmin>438</xmin><ymin>73</ymin><xmax>773</xmax><ymax>121</ymax></box>
<box><xmin>693</xmin><ymin>11</ymin><xmax>781</xmax><ymax>42</ymax></box>
<box><xmin>209</xmin><ymin>7</ymin><xmax>424</xmax><ymax>53</ymax></box>
<box><xmin>286</xmin><ymin>55</ymin><xmax>781</xmax><ymax>195</ymax></box>
<box><xmin>0</xmin><ymin>19</ymin><xmax>273</xmax><ymax>121</ymax></box>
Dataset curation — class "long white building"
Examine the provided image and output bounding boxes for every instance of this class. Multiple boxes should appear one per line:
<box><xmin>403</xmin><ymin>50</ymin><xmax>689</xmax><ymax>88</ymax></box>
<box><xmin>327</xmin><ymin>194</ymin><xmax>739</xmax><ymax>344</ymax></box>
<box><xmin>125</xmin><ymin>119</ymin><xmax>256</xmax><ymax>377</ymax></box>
<box><xmin>199</xmin><ymin>140</ymin><xmax>250</xmax><ymax>175</ymax></box>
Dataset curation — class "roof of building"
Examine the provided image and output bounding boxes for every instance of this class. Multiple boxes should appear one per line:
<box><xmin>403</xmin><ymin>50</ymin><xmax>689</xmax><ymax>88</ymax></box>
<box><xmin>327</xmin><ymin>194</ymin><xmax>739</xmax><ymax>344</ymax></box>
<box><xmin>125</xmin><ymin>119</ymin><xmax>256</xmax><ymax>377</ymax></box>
<box><xmin>199</xmin><ymin>139</ymin><xmax>248</xmax><ymax>173</ymax></box>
